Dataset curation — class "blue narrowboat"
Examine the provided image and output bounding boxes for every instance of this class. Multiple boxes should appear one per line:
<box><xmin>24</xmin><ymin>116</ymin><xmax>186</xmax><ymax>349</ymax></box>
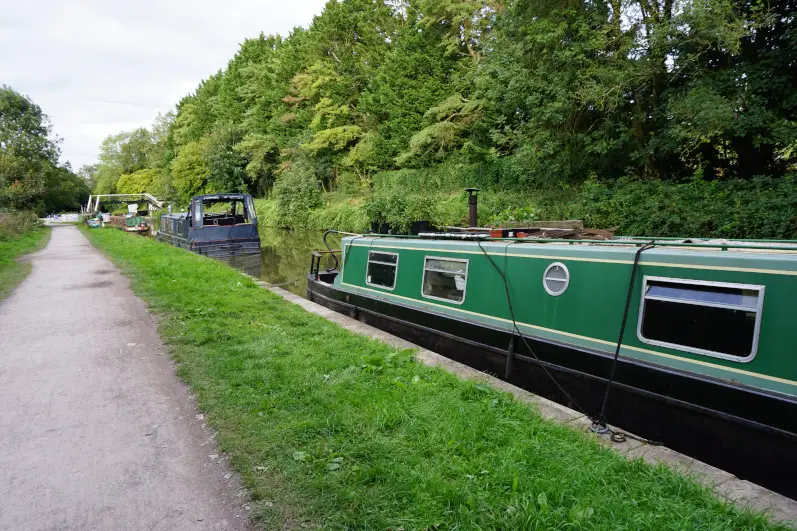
<box><xmin>157</xmin><ymin>193</ymin><xmax>260</xmax><ymax>258</ymax></box>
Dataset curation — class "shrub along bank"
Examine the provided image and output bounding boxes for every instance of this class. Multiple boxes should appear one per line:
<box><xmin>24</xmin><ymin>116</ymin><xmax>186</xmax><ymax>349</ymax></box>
<box><xmin>82</xmin><ymin>227</ymin><xmax>784</xmax><ymax>530</ymax></box>
<box><xmin>258</xmin><ymin>166</ymin><xmax>797</xmax><ymax>239</ymax></box>
<box><xmin>0</xmin><ymin>212</ymin><xmax>50</xmax><ymax>300</ymax></box>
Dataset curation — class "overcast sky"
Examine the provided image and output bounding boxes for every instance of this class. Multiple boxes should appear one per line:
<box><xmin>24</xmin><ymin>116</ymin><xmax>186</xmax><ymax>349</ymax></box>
<box><xmin>0</xmin><ymin>0</ymin><xmax>328</xmax><ymax>170</ymax></box>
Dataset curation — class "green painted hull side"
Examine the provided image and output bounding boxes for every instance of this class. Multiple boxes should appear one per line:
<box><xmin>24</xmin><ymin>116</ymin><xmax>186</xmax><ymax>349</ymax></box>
<box><xmin>337</xmin><ymin>237</ymin><xmax>797</xmax><ymax>398</ymax></box>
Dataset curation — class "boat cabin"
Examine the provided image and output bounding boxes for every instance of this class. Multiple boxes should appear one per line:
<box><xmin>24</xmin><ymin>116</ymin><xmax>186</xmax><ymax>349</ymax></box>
<box><xmin>157</xmin><ymin>193</ymin><xmax>260</xmax><ymax>257</ymax></box>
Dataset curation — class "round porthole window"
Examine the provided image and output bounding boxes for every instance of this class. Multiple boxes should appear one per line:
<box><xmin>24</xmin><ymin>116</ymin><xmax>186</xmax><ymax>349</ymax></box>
<box><xmin>543</xmin><ymin>262</ymin><xmax>569</xmax><ymax>296</ymax></box>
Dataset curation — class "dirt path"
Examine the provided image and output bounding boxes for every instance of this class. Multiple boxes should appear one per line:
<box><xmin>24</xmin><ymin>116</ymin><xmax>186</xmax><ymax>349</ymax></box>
<box><xmin>0</xmin><ymin>226</ymin><xmax>250</xmax><ymax>531</ymax></box>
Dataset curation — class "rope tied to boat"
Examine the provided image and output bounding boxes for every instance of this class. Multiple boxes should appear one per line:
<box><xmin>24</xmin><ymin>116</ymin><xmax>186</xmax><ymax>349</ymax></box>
<box><xmin>593</xmin><ymin>241</ymin><xmax>656</xmax><ymax>430</ymax></box>
<box><xmin>270</xmin><ymin>278</ymin><xmax>301</xmax><ymax>287</ymax></box>
<box><xmin>476</xmin><ymin>239</ymin><xmax>592</xmax><ymax>418</ymax></box>
<box><xmin>477</xmin><ymin>238</ymin><xmax>661</xmax><ymax>446</ymax></box>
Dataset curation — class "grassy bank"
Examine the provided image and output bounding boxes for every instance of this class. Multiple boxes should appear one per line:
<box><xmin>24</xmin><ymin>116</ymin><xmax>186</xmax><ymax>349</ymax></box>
<box><xmin>0</xmin><ymin>225</ymin><xmax>50</xmax><ymax>301</ymax></box>
<box><xmin>82</xmin><ymin>227</ymin><xmax>784</xmax><ymax>530</ymax></box>
<box><xmin>257</xmin><ymin>165</ymin><xmax>797</xmax><ymax>240</ymax></box>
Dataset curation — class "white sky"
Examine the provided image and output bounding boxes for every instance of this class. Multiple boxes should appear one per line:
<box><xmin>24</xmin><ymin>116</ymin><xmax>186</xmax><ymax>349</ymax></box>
<box><xmin>0</xmin><ymin>0</ymin><xmax>328</xmax><ymax>170</ymax></box>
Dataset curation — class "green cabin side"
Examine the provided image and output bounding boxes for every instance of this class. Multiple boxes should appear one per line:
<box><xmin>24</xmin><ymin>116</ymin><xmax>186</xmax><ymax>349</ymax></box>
<box><xmin>335</xmin><ymin>236</ymin><xmax>797</xmax><ymax>399</ymax></box>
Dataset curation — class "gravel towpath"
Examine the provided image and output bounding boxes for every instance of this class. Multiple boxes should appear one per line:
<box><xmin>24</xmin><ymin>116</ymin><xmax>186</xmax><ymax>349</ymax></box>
<box><xmin>0</xmin><ymin>225</ymin><xmax>250</xmax><ymax>531</ymax></box>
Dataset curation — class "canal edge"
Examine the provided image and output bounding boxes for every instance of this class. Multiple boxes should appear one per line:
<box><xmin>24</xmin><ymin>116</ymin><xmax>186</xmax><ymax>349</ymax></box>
<box><xmin>246</xmin><ymin>274</ymin><xmax>797</xmax><ymax>527</ymax></box>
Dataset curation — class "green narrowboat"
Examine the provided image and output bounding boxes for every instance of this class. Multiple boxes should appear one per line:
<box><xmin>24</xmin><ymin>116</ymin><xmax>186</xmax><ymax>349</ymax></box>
<box><xmin>308</xmin><ymin>233</ymin><xmax>797</xmax><ymax>497</ymax></box>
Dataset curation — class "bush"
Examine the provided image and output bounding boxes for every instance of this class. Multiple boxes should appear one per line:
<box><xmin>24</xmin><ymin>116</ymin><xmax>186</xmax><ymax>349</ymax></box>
<box><xmin>307</xmin><ymin>195</ymin><xmax>369</xmax><ymax>232</ymax></box>
<box><xmin>253</xmin><ymin>198</ymin><xmax>278</xmax><ymax>227</ymax></box>
<box><xmin>272</xmin><ymin>162</ymin><xmax>322</xmax><ymax>228</ymax></box>
<box><xmin>362</xmin><ymin>170</ymin><xmax>797</xmax><ymax>238</ymax></box>
<box><xmin>0</xmin><ymin>210</ymin><xmax>39</xmax><ymax>241</ymax></box>
<box><xmin>256</xmin><ymin>195</ymin><xmax>369</xmax><ymax>233</ymax></box>
<box><xmin>570</xmin><ymin>175</ymin><xmax>797</xmax><ymax>239</ymax></box>
<box><xmin>262</xmin><ymin>159</ymin><xmax>797</xmax><ymax>240</ymax></box>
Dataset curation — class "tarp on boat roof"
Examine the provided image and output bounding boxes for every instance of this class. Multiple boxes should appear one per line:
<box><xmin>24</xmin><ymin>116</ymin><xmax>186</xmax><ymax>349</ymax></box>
<box><xmin>195</xmin><ymin>193</ymin><xmax>252</xmax><ymax>202</ymax></box>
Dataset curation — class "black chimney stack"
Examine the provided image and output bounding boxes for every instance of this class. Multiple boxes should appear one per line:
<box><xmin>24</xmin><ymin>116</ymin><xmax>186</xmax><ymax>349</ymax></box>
<box><xmin>465</xmin><ymin>188</ymin><xmax>480</xmax><ymax>227</ymax></box>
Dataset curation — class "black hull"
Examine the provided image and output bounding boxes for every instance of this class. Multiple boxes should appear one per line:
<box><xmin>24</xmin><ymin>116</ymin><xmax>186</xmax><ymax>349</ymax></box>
<box><xmin>307</xmin><ymin>275</ymin><xmax>797</xmax><ymax>499</ymax></box>
<box><xmin>157</xmin><ymin>232</ymin><xmax>261</xmax><ymax>258</ymax></box>
<box><xmin>194</xmin><ymin>240</ymin><xmax>261</xmax><ymax>258</ymax></box>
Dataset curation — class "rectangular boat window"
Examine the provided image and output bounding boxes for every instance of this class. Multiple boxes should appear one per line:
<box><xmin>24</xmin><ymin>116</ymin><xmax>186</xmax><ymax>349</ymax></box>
<box><xmin>366</xmin><ymin>251</ymin><xmax>399</xmax><ymax>290</ymax></box>
<box><xmin>637</xmin><ymin>277</ymin><xmax>764</xmax><ymax>362</ymax></box>
<box><xmin>422</xmin><ymin>257</ymin><xmax>468</xmax><ymax>304</ymax></box>
<box><xmin>247</xmin><ymin>200</ymin><xmax>258</xmax><ymax>225</ymax></box>
<box><xmin>192</xmin><ymin>199</ymin><xmax>203</xmax><ymax>228</ymax></box>
<box><xmin>202</xmin><ymin>198</ymin><xmax>250</xmax><ymax>226</ymax></box>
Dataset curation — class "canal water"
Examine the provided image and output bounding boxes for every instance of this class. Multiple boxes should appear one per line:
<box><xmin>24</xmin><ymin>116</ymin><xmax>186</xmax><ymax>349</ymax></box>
<box><xmin>221</xmin><ymin>228</ymin><xmax>341</xmax><ymax>297</ymax></box>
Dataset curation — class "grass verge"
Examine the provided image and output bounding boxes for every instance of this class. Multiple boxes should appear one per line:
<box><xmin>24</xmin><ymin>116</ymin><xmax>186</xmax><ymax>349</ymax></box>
<box><xmin>0</xmin><ymin>226</ymin><xmax>51</xmax><ymax>301</ymax></box>
<box><xmin>81</xmin><ymin>226</ymin><xmax>785</xmax><ymax>530</ymax></box>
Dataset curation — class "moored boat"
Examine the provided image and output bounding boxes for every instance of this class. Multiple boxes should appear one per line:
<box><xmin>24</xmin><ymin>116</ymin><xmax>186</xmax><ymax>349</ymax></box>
<box><xmin>308</xmin><ymin>229</ymin><xmax>797</xmax><ymax>497</ymax></box>
<box><xmin>109</xmin><ymin>214</ymin><xmax>149</xmax><ymax>233</ymax></box>
<box><xmin>157</xmin><ymin>193</ymin><xmax>261</xmax><ymax>257</ymax></box>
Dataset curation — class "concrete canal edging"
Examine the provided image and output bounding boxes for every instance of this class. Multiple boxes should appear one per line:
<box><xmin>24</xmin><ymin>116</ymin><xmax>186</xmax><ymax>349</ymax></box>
<box><xmin>247</xmin><ymin>276</ymin><xmax>797</xmax><ymax>528</ymax></box>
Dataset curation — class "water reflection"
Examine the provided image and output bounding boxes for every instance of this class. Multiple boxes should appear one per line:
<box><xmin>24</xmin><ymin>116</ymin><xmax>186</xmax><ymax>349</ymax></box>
<box><xmin>223</xmin><ymin>253</ymin><xmax>264</xmax><ymax>278</ymax></box>
<box><xmin>219</xmin><ymin>228</ymin><xmax>341</xmax><ymax>298</ymax></box>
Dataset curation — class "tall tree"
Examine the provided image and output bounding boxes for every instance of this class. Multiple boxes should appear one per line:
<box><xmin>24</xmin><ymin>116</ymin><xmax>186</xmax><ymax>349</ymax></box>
<box><xmin>0</xmin><ymin>85</ymin><xmax>60</xmax><ymax>165</ymax></box>
<box><xmin>360</xmin><ymin>1</ymin><xmax>469</xmax><ymax>170</ymax></box>
<box><xmin>0</xmin><ymin>86</ymin><xmax>82</xmax><ymax>214</ymax></box>
<box><xmin>95</xmin><ymin>0</ymin><xmax>797</xmax><ymax>207</ymax></box>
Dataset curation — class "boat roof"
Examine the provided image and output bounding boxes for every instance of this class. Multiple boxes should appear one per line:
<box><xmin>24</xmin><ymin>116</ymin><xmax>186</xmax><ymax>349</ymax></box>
<box><xmin>160</xmin><ymin>211</ymin><xmax>188</xmax><ymax>220</ymax></box>
<box><xmin>349</xmin><ymin>233</ymin><xmax>797</xmax><ymax>254</ymax></box>
<box><xmin>343</xmin><ymin>234</ymin><xmax>797</xmax><ymax>272</ymax></box>
<box><xmin>194</xmin><ymin>193</ymin><xmax>252</xmax><ymax>202</ymax></box>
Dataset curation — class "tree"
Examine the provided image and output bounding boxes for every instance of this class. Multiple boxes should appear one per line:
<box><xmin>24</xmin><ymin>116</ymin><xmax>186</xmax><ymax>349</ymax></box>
<box><xmin>234</xmin><ymin>133</ymin><xmax>280</xmax><ymax>195</ymax></box>
<box><xmin>98</xmin><ymin>128</ymin><xmax>152</xmax><ymax>175</ymax></box>
<box><xmin>473</xmin><ymin>0</ymin><xmax>786</xmax><ymax>182</ymax></box>
<box><xmin>173</xmin><ymin>75</ymin><xmax>221</xmax><ymax>147</ymax></box>
<box><xmin>90</xmin><ymin>115</ymin><xmax>180</xmax><ymax>200</ymax></box>
<box><xmin>0</xmin><ymin>85</ymin><xmax>60</xmax><ymax>164</ymax></box>
<box><xmin>360</xmin><ymin>4</ymin><xmax>466</xmax><ymax>170</ymax></box>
<box><xmin>116</xmin><ymin>168</ymin><xmax>161</xmax><ymax>194</ymax></box>
<box><xmin>396</xmin><ymin>94</ymin><xmax>483</xmax><ymax>167</ymax></box>
<box><xmin>171</xmin><ymin>141</ymin><xmax>209</xmax><ymax>203</ymax></box>
<box><xmin>77</xmin><ymin>164</ymin><xmax>99</xmax><ymax>189</ymax></box>
<box><xmin>42</xmin><ymin>165</ymin><xmax>90</xmax><ymax>213</ymax></box>
<box><xmin>147</xmin><ymin>112</ymin><xmax>176</xmax><ymax>170</ymax></box>
<box><xmin>203</xmin><ymin>124</ymin><xmax>249</xmax><ymax>194</ymax></box>
<box><xmin>0</xmin><ymin>152</ymin><xmax>44</xmax><ymax>211</ymax></box>
<box><xmin>658</xmin><ymin>0</ymin><xmax>797</xmax><ymax>178</ymax></box>
<box><xmin>91</xmin><ymin>0</ymin><xmax>797</xmax><ymax>218</ymax></box>
<box><xmin>0</xmin><ymin>86</ymin><xmax>79</xmax><ymax>214</ymax></box>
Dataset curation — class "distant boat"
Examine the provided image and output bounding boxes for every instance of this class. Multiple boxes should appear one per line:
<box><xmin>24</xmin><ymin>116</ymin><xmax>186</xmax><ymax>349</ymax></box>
<box><xmin>308</xmin><ymin>229</ymin><xmax>797</xmax><ymax>498</ymax></box>
<box><xmin>109</xmin><ymin>214</ymin><xmax>149</xmax><ymax>233</ymax></box>
<box><xmin>157</xmin><ymin>193</ymin><xmax>261</xmax><ymax>258</ymax></box>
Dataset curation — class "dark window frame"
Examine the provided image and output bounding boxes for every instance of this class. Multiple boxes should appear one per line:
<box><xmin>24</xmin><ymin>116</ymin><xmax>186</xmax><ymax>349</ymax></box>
<box><xmin>636</xmin><ymin>275</ymin><xmax>765</xmax><ymax>363</ymax></box>
<box><xmin>366</xmin><ymin>250</ymin><xmax>399</xmax><ymax>290</ymax></box>
<box><xmin>421</xmin><ymin>256</ymin><xmax>469</xmax><ymax>305</ymax></box>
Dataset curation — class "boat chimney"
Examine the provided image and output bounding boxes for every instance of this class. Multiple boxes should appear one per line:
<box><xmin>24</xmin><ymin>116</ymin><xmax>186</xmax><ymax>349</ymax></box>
<box><xmin>168</xmin><ymin>204</ymin><xmax>172</xmax><ymax>215</ymax></box>
<box><xmin>465</xmin><ymin>188</ymin><xmax>480</xmax><ymax>227</ymax></box>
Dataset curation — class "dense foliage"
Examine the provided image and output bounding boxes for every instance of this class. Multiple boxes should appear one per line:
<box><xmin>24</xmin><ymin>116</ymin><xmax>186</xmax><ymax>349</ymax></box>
<box><xmin>92</xmin><ymin>0</ymin><xmax>797</xmax><ymax>236</ymax></box>
<box><xmin>256</xmin><ymin>167</ymin><xmax>797</xmax><ymax>238</ymax></box>
<box><xmin>0</xmin><ymin>86</ymin><xmax>89</xmax><ymax>215</ymax></box>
